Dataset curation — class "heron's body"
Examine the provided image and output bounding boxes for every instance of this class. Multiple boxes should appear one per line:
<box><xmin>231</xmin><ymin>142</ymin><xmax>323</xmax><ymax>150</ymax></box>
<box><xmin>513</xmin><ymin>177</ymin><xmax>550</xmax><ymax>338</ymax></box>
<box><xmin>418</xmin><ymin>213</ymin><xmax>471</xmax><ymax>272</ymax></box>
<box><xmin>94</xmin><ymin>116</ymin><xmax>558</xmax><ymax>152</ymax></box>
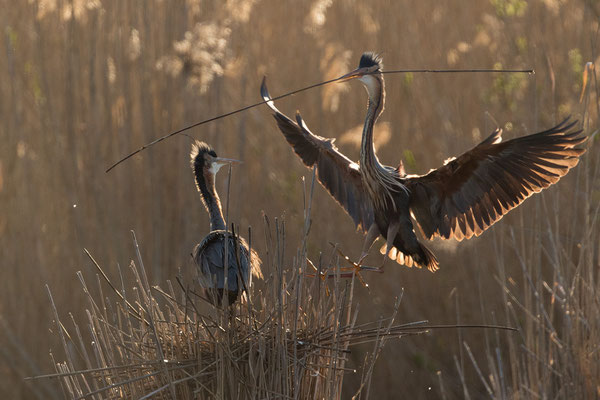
<box><xmin>193</xmin><ymin>230</ymin><xmax>257</xmax><ymax>305</ymax></box>
<box><xmin>353</xmin><ymin>69</ymin><xmax>436</xmax><ymax>269</ymax></box>
<box><xmin>190</xmin><ymin>141</ymin><xmax>261</xmax><ymax>304</ymax></box>
<box><xmin>261</xmin><ymin>52</ymin><xmax>587</xmax><ymax>271</ymax></box>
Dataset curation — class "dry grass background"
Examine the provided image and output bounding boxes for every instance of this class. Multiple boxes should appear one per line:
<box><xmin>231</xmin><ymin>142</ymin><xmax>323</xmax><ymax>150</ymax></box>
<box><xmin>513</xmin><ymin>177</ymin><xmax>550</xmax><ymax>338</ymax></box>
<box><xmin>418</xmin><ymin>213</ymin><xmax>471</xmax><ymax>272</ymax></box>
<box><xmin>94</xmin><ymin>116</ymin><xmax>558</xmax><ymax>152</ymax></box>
<box><xmin>1</xmin><ymin>0</ymin><xmax>599</xmax><ymax>398</ymax></box>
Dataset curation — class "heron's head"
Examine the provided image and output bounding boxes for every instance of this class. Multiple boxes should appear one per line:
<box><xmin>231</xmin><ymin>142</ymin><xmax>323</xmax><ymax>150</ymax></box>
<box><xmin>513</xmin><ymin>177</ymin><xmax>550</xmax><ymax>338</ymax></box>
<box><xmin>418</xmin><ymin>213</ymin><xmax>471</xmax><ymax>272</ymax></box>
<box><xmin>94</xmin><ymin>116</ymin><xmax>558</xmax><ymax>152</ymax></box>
<box><xmin>337</xmin><ymin>52</ymin><xmax>383</xmax><ymax>99</ymax></box>
<box><xmin>190</xmin><ymin>141</ymin><xmax>241</xmax><ymax>178</ymax></box>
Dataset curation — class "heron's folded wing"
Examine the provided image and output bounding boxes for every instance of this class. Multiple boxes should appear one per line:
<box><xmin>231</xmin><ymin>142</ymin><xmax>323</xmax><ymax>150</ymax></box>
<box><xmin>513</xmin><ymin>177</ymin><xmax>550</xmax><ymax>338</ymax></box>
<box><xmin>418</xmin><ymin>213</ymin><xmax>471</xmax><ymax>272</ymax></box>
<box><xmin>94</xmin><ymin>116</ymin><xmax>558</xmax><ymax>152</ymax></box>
<box><xmin>405</xmin><ymin>118</ymin><xmax>587</xmax><ymax>241</ymax></box>
<box><xmin>261</xmin><ymin>78</ymin><xmax>374</xmax><ymax>232</ymax></box>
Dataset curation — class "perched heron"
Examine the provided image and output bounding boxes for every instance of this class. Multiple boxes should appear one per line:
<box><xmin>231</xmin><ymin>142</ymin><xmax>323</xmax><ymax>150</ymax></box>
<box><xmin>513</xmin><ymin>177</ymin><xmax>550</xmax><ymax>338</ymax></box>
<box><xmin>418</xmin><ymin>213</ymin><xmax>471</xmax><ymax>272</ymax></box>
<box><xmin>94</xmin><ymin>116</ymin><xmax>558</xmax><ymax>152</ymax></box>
<box><xmin>261</xmin><ymin>52</ymin><xmax>587</xmax><ymax>272</ymax></box>
<box><xmin>190</xmin><ymin>141</ymin><xmax>262</xmax><ymax>304</ymax></box>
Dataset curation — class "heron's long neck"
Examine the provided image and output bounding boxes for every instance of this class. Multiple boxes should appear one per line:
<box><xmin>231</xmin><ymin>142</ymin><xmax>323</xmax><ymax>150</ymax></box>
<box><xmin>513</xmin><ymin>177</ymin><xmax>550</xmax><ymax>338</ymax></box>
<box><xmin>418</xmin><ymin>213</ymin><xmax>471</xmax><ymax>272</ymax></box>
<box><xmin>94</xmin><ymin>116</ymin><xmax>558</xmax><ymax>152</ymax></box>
<box><xmin>196</xmin><ymin>171</ymin><xmax>226</xmax><ymax>231</ymax></box>
<box><xmin>360</xmin><ymin>77</ymin><xmax>385</xmax><ymax>179</ymax></box>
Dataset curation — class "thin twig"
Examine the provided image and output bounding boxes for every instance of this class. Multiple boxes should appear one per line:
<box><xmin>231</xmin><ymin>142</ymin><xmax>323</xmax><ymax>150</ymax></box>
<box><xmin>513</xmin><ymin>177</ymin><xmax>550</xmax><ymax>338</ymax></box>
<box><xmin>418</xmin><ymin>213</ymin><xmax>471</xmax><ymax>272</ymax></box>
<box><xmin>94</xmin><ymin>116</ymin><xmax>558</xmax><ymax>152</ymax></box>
<box><xmin>105</xmin><ymin>68</ymin><xmax>533</xmax><ymax>172</ymax></box>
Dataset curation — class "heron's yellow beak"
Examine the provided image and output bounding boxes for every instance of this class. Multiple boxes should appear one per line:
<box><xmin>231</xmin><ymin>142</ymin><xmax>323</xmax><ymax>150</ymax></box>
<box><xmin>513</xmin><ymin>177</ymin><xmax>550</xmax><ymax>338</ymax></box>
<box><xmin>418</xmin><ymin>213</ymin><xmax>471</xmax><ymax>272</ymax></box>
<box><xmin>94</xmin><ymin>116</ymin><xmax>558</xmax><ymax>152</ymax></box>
<box><xmin>337</xmin><ymin>67</ymin><xmax>369</xmax><ymax>82</ymax></box>
<box><xmin>215</xmin><ymin>157</ymin><xmax>242</xmax><ymax>165</ymax></box>
<box><xmin>210</xmin><ymin>157</ymin><xmax>242</xmax><ymax>175</ymax></box>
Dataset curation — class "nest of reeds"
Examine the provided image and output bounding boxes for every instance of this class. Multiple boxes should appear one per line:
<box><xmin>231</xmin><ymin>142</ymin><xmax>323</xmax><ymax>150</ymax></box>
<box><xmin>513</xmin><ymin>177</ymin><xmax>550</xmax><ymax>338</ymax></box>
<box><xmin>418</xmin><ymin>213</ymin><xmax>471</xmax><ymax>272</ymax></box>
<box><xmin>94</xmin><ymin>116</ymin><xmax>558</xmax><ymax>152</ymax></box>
<box><xmin>35</xmin><ymin>210</ymin><xmax>436</xmax><ymax>400</ymax></box>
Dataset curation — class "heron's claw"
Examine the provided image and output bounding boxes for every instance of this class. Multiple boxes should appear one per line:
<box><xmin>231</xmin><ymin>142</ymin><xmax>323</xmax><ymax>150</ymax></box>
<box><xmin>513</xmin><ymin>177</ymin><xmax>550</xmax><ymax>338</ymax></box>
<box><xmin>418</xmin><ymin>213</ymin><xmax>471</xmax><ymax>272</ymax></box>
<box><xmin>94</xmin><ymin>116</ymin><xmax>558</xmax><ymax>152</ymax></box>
<box><xmin>304</xmin><ymin>245</ymin><xmax>383</xmax><ymax>290</ymax></box>
<box><xmin>357</xmin><ymin>252</ymin><xmax>369</xmax><ymax>266</ymax></box>
<box><xmin>379</xmin><ymin>253</ymin><xmax>388</xmax><ymax>271</ymax></box>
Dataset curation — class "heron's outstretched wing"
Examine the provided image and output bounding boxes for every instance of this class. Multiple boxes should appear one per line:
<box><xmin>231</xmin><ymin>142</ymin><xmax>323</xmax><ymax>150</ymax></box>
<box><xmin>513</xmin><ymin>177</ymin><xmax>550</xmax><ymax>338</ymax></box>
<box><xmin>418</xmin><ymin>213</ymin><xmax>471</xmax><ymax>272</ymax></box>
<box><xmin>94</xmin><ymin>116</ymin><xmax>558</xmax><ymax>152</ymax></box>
<box><xmin>405</xmin><ymin>118</ymin><xmax>587</xmax><ymax>241</ymax></box>
<box><xmin>261</xmin><ymin>78</ymin><xmax>374</xmax><ymax>232</ymax></box>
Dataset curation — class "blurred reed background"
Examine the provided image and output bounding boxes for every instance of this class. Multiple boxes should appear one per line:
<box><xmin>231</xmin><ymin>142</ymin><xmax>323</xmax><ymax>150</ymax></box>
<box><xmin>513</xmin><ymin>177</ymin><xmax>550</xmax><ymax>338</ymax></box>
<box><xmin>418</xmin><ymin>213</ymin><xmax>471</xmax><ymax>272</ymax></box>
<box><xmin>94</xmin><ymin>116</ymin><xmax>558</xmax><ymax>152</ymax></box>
<box><xmin>1</xmin><ymin>0</ymin><xmax>598</xmax><ymax>398</ymax></box>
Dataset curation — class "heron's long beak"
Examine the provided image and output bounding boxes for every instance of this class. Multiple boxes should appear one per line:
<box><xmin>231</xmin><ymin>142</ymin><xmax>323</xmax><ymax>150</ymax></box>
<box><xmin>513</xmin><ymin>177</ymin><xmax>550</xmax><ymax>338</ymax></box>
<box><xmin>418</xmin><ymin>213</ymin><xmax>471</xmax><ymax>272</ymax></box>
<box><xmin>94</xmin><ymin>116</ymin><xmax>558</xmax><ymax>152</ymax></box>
<box><xmin>337</xmin><ymin>67</ymin><xmax>369</xmax><ymax>82</ymax></box>
<box><xmin>215</xmin><ymin>157</ymin><xmax>242</xmax><ymax>165</ymax></box>
<box><xmin>210</xmin><ymin>157</ymin><xmax>242</xmax><ymax>174</ymax></box>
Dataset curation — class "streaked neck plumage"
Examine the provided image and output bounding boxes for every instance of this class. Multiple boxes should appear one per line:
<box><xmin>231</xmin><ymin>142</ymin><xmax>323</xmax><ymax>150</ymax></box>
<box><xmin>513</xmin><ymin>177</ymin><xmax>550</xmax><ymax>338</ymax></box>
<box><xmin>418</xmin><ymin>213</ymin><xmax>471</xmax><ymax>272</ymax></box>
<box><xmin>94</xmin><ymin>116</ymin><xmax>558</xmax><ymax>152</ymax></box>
<box><xmin>358</xmin><ymin>73</ymin><xmax>407</xmax><ymax>209</ymax></box>
<box><xmin>359</xmin><ymin>74</ymin><xmax>385</xmax><ymax>172</ymax></box>
<box><xmin>195</xmin><ymin>168</ymin><xmax>226</xmax><ymax>231</ymax></box>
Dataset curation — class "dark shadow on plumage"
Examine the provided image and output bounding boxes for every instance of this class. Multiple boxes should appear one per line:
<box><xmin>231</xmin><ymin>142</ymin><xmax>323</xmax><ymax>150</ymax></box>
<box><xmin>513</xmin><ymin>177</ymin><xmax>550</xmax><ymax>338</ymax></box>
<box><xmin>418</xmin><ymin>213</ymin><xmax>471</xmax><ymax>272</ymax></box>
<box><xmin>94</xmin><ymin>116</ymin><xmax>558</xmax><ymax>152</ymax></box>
<box><xmin>190</xmin><ymin>141</ymin><xmax>262</xmax><ymax>305</ymax></box>
<box><xmin>261</xmin><ymin>52</ymin><xmax>587</xmax><ymax>272</ymax></box>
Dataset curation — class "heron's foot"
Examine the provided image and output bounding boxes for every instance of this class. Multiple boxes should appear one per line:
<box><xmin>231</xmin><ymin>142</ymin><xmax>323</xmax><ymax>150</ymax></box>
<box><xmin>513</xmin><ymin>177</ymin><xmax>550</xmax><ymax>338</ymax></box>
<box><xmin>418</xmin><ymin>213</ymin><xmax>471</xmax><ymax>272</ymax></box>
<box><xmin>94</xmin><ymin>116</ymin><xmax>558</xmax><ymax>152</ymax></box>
<box><xmin>330</xmin><ymin>244</ymin><xmax>384</xmax><ymax>287</ymax></box>
<box><xmin>305</xmin><ymin>245</ymin><xmax>383</xmax><ymax>288</ymax></box>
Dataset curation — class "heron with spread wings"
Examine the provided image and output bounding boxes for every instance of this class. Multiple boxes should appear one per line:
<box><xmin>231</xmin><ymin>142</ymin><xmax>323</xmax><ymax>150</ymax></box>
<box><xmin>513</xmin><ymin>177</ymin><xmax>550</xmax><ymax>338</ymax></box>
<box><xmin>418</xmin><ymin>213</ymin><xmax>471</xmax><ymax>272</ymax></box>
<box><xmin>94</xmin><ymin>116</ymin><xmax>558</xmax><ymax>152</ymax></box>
<box><xmin>261</xmin><ymin>52</ymin><xmax>587</xmax><ymax>272</ymax></box>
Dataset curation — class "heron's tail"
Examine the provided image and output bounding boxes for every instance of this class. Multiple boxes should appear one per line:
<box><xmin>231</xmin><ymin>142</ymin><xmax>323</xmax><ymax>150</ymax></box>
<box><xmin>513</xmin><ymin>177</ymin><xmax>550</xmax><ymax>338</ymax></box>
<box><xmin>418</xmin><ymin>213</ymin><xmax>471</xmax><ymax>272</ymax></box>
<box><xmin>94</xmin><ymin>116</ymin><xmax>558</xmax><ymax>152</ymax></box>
<box><xmin>416</xmin><ymin>243</ymin><xmax>439</xmax><ymax>272</ymax></box>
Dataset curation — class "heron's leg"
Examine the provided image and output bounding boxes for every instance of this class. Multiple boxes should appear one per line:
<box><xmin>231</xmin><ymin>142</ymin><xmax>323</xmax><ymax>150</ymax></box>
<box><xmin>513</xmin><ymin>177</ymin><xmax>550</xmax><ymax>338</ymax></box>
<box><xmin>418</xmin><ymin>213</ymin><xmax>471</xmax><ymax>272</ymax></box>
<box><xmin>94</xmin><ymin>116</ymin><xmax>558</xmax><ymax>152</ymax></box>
<box><xmin>381</xmin><ymin>222</ymin><xmax>400</xmax><ymax>268</ymax></box>
<box><xmin>385</xmin><ymin>222</ymin><xmax>400</xmax><ymax>256</ymax></box>
<box><xmin>359</xmin><ymin>224</ymin><xmax>381</xmax><ymax>264</ymax></box>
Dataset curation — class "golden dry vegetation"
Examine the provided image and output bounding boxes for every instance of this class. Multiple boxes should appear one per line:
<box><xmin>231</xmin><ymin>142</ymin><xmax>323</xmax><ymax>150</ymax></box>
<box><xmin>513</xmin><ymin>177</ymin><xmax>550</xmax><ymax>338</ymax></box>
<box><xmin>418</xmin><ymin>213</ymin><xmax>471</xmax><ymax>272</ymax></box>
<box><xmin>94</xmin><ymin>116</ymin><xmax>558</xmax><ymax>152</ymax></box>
<box><xmin>1</xmin><ymin>0</ymin><xmax>599</xmax><ymax>398</ymax></box>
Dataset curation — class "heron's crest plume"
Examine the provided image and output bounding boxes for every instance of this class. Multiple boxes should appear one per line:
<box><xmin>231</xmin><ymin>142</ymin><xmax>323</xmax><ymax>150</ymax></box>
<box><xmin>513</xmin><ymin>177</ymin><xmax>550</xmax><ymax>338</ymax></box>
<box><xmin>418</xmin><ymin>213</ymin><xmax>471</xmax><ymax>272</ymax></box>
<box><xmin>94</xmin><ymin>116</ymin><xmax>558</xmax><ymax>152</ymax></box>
<box><xmin>190</xmin><ymin>141</ymin><xmax>217</xmax><ymax>164</ymax></box>
<box><xmin>358</xmin><ymin>52</ymin><xmax>383</xmax><ymax>70</ymax></box>
<box><xmin>191</xmin><ymin>141</ymin><xmax>219</xmax><ymax>177</ymax></box>
<box><xmin>190</xmin><ymin>140</ymin><xmax>218</xmax><ymax>198</ymax></box>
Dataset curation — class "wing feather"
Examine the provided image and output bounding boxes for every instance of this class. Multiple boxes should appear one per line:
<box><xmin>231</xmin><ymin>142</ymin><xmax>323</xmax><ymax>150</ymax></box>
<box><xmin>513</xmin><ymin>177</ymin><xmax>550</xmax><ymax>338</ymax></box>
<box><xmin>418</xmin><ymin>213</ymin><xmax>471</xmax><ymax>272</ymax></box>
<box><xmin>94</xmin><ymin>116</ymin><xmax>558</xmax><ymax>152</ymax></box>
<box><xmin>261</xmin><ymin>78</ymin><xmax>374</xmax><ymax>232</ymax></box>
<box><xmin>406</xmin><ymin>117</ymin><xmax>587</xmax><ymax>240</ymax></box>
